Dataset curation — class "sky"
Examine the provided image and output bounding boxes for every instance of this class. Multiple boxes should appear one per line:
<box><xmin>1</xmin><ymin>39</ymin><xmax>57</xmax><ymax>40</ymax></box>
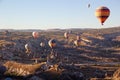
<box><xmin>0</xmin><ymin>0</ymin><xmax>120</xmax><ymax>30</ymax></box>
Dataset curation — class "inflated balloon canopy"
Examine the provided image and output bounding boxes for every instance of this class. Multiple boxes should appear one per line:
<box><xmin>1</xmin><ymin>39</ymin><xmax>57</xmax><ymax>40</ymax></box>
<box><xmin>95</xmin><ymin>6</ymin><xmax>110</xmax><ymax>25</ymax></box>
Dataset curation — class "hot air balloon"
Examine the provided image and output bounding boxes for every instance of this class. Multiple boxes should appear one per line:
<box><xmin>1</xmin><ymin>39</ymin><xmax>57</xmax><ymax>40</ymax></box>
<box><xmin>40</xmin><ymin>42</ymin><xmax>45</xmax><ymax>47</ymax></box>
<box><xmin>76</xmin><ymin>35</ymin><xmax>80</xmax><ymax>40</ymax></box>
<box><xmin>74</xmin><ymin>40</ymin><xmax>81</xmax><ymax>47</ymax></box>
<box><xmin>95</xmin><ymin>6</ymin><xmax>110</xmax><ymax>25</ymax></box>
<box><xmin>25</xmin><ymin>43</ymin><xmax>32</xmax><ymax>55</ymax></box>
<box><xmin>48</xmin><ymin>39</ymin><xmax>56</xmax><ymax>49</ymax></box>
<box><xmin>64</xmin><ymin>32</ymin><xmax>69</xmax><ymax>39</ymax></box>
<box><xmin>32</xmin><ymin>31</ymin><xmax>39</xmax><ymax>39</ymax></box>
<box><xmin>88</xmin><ymin>4</ymin><xmax>90</xmax><ymax>8</ymax></box>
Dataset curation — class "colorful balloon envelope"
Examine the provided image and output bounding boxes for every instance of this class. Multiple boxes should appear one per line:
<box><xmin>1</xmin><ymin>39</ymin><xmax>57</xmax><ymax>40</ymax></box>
<box><xmin>32</xmin><ymin>31</ymin><xmax>39</xmax><ymax>39</ymax></box>
<box><xmin>48</xmin><ymin>39</ymin><xmax>56</xmax><ymax>48</ymax></box>
<box><xmin>95</xmin><ymin>6</ymin><xmax>110</xmax><ymax>25</ymax></box>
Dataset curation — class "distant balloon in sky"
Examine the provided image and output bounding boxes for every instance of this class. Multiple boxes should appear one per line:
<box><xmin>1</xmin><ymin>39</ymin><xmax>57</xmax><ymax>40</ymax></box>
<box><xmin>95</xmin><ymin>6</ymin><xmax>110</xmax><ymax>25</ymax></box>
<box><xmin>88</xmin><ymin>4</ymin><xmax>90</xmax><ymax>8</ymax></box>
<box><xmin>48</xmin><ymin>39</ymin><xmax>56</xmax><ymax>49</ymax></box>
<box><xmin>32</xmin><ymin>31</ymin><xmax>39</xmax><ymax>39</ymax></box>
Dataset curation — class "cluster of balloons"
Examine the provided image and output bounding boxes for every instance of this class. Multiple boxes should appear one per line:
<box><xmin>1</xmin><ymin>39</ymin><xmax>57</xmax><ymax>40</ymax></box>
<box><xmin>64</xmin><ymin>32</ymin><xmax>81</xmax><ymax>47</ymax></box>
<box><xmin>25</xmin><ymin>32</ymin><xmax>57</xmax><ymax>55</ymax></box>
<box><xmin>26</xmin><ymin>31</ymin><xmax>82</xmax><ymax>51</ymax></box>
<box><xmin>32</xmin><ymin>31</ymin><xmax>57</xmax><ymax>49</ymax></box>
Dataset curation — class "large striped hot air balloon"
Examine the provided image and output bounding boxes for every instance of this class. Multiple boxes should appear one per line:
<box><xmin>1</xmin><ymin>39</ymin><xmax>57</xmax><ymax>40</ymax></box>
<box><xmin>32</xmin><ymin>31</ymin><xmax>39</xmax><ymax>39</ymax></box>
<box><xmin>95</xmin><ymin>6</ymin><xmax>110</xmax><ymax>25</ymax></box>
<box><xmin>48</xmin><ymin>39</ymin><xmax>56</xmax><ymax>49</ymax></box>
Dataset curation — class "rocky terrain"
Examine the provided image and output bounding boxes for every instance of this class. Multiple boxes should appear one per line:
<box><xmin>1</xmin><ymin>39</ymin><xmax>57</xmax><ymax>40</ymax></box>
<box><xmin>0</xmin><ymin>27</ymin><xmax>120</xmax><ymax>80</ymax></box>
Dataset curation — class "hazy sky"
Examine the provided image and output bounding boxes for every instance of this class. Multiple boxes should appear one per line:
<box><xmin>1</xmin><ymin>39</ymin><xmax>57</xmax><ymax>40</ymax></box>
<box><xmin>0</xmin><ymin>0</ymin><xmax>119</xmax><ymax>29</ymax></box>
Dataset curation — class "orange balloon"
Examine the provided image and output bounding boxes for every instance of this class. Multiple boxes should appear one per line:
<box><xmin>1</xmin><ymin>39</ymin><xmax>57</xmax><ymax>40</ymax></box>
<box><xmin>48</xmin><ymin>39</ymin><xmax>56</xmax><ymax>48</ymax></box>
<box><xmin>32</xmin><ymin>31</ymin><xmax>39</xmax><ymax>39</ymax></box>
<box><xmin>95</xmin><ymin>6</ymin><xmax>110</xmax><ymax>25</ymax></box>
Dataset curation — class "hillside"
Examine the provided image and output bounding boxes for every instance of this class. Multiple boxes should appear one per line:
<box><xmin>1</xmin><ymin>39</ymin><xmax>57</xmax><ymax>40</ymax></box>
<box><xmin>0</xmin><ymin>26</ymin><xmax>120</xmax><ymax>80</ymax></box>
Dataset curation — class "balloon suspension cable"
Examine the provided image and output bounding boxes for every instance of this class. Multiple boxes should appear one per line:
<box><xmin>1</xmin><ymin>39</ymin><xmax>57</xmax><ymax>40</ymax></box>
<box><xmin>101</xmin><ymin>23</ymin><xmax>104</xmax><ymax>26</ymax></box>
<box><xmin>99</xmin><ymin>23</ymin><xmax>103</xmax><ymax>33</ymax></box>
